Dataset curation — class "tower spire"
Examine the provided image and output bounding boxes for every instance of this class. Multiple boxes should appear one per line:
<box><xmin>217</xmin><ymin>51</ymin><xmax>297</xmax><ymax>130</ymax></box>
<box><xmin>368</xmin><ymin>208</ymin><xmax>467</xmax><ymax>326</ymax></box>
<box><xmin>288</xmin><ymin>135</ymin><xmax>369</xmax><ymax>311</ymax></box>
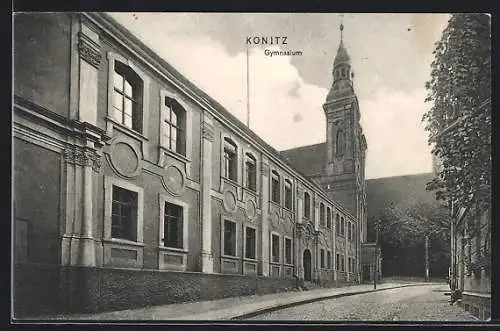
<box><xmin>340</xmin><ymin>13</ymin><xmax>344</xmax><ymax>42</ymax></box>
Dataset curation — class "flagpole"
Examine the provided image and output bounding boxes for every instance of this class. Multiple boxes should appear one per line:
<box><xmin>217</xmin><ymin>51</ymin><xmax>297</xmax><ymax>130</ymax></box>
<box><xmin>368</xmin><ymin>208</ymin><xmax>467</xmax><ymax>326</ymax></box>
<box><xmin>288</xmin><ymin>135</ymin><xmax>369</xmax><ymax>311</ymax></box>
<box><xmin>246</xmin><ymin>43</ymin><xmax>250</xmax><ymax>128</ymax></box>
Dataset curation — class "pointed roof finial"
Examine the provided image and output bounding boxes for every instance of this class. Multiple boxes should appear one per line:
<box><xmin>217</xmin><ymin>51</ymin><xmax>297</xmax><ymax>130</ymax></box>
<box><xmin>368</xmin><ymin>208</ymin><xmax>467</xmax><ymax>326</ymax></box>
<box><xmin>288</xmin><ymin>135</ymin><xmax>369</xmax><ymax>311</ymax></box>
<box><xmin>340</xmin><ymin>13</ymin><xmax>344</xmax><ymax>42</ymax></box>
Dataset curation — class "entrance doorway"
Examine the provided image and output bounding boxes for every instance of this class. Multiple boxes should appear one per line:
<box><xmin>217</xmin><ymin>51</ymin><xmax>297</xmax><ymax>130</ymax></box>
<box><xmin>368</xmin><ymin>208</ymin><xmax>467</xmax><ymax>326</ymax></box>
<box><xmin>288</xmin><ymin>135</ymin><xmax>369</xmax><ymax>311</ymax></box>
<box><xmin>303</xmin><ymin>249</ymin><xmax>312</xmax><ymax>281</ymax></box>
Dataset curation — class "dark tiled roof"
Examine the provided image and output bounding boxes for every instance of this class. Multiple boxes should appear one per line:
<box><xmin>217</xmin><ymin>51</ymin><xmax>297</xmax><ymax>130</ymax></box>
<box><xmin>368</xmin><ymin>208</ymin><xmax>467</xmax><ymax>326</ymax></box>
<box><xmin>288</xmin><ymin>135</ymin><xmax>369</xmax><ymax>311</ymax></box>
<box><xmin>280</xmin><ymin>143</ymin><xmax>327</xmax><ymax>177</ymax></box>
<box><xmin>366</xmin><ymin>172</ymin><xmax>438</xmax><ymax>220</ymax></box>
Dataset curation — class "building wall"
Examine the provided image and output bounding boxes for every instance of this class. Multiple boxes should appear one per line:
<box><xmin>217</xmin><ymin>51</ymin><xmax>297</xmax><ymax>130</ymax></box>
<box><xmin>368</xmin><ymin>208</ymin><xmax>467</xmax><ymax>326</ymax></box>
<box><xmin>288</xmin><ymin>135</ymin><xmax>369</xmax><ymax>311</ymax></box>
<box><xmin>13</xmin><ymin>13</ymin><xmax>72</xmax><ymax>118</ymax></box>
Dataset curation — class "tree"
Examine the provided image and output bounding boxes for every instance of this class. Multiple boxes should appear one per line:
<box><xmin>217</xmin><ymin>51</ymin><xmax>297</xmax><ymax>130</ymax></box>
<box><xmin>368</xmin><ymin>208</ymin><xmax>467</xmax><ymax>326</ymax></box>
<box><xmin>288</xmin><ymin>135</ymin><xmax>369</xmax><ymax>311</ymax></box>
<box><xmin>422</xmin><ymin>14</ymin><xmax>491</xmax><ymax>212</ymax></box>
<box><xmin>371</xmin><ymin>202</ymin><xmax>450</xmax><ymax>278</ymax></box>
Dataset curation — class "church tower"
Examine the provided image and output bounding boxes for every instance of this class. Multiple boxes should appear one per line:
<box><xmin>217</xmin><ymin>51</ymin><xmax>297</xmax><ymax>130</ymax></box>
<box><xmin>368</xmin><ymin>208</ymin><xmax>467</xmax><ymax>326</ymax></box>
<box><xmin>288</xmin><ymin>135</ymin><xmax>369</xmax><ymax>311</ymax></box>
<box><xmin>321</xmin><ymin>19</ymin><xmax>368</xmax><ymax>242</ymax></box>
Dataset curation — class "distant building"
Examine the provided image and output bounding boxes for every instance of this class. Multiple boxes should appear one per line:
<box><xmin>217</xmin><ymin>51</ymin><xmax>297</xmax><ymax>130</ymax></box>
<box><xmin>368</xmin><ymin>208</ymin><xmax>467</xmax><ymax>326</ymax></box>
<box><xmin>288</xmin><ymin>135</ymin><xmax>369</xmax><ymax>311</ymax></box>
<box><xmin>13</xmin><ymin>13</ymin><xmax>368</xmax><ymax>317</ymax></box>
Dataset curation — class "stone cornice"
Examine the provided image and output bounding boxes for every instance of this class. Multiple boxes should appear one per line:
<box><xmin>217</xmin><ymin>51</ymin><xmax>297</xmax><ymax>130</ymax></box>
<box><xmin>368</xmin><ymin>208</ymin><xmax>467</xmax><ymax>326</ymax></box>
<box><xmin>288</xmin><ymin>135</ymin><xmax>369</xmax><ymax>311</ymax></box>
<box><xmin>64</xmin><ymin>145</ymin><xmax>102</xmax><ymax>172</ymax></box>
<box><xmin>78</xmin><ymin>32</ymin><xmax>102</xmax><ymax>68</ymax></box>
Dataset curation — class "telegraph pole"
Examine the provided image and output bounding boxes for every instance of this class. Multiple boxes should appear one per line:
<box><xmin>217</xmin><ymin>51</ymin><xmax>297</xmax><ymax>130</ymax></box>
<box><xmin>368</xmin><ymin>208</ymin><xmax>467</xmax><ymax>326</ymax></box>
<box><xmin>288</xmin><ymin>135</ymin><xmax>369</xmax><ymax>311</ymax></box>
<box><xmin>374</xmin><ymin>220</ymin><xmax>379</xmax><ymax>289</ymax></box>
<box><xmin>425</xmin><ymin>234</ymin><xmax>430</xmax><ymax>282</ymax></box>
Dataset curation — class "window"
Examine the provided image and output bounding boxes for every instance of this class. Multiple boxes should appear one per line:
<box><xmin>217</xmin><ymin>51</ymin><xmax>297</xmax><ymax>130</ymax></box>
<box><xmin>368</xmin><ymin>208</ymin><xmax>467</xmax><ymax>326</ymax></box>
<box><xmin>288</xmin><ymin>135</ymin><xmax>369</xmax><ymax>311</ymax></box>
<box><xmin>341</xmin><ymin>255</ymin><xmax>345</xmax><ymax>271</ymax></box>
<box><xmin>245</xmin><ymin>227</ymin><xmax>256</xmax><ymax>259</ymax></box>
<box><xmin>285</xmin><ymin>238</ymin><xmax>292</xmax><ymax>264</ymax></box>
<box><xmin>162</xmin><ymin>98</ymin><xmax>186</xmax><ymax>155</ymax></box>
<box><xmin>271</xmin><ymin>234</ymin><xmax>280</xmax><ymax>263</ymax></box>
<box><xmin>320</xmin><ymin>249</ymin><xmax>325</xmax><ymax>268</ymax></box>
<box><xmin>336</xmin><ymin>214</ymin><xmax>340</xmax><ymax>235</ymax></box>
<box><xmin>163</xmin><ymin>202</ymin><xmax>183</xmax><ymax>248</ymax></box>
<box><xmin>304</xmin><ymin>192</ymin><xmax>311</xmax><ymax>219</ymax></box>
<box><xmin>284</xmin><ymin>179</ymin><xmax>293</xmax><ymax>210</ymax></box>
<box><xmin>341</xmin><ymin>217</ymin><xmax>345</xmax><ymax>236</ymax></box>
<box><xmin>352</xmin><ymin>258</ymin><xmax>356</xmax><ymax>274</ymax></box>
<box><xmin>223</xmin><ymin>138</ymin><xmax>238</xmax><ymax>181</ymax></box>
<box><xmin>245</xmin><ymin>153</ymin><xmax>257</xmax><ymax>191</ymax></box>
<box><xmin>327</xmin><ymin>251</ymin><xmax>332</xmax><ymax>269</ymax></box>
<box><xmin>336</xmin><ymin>253</ymin><xmax>340</xmax><ymax>270</ymax></box>
<box><xmin>112</xmin><ymin>61</ymin><xmax>143</xmax><ymax>132</ymax></box>
<box><xmin>320</xmin><ymin>203</ymin><xmax>325</xmax><ymax>227</ymax></box>
<box><xmin>223</xmin><ymin>220</ymin><xmax>237</xmax><ymax>256</ymax></box>
<box><xmin>348</xmin><ymin>257</ymin><xmax>351</xmax><ymax>272</ymax></box>
<box><xmin>348</xmin><ymin>222</ymin><xmax>352</xmax><ymax>241</ymax></box>
<box><xmin>271</xmin><ymin>171</ymin><xmax>280</xmax><ymax>203</ymax></box>
<box><xmin>336</xmin><ymin>129</ymin><xmax>345</xmax><ymax>156</ymax></box>
<box><xmin>326</xmin><ymin>208</ymin><xmax>331</xmax><ymax>228</ymax></box>
<box><xmin>111</xmin><ymin>185</ymin><xmax>138</xmax><ymax>241</ymax></box>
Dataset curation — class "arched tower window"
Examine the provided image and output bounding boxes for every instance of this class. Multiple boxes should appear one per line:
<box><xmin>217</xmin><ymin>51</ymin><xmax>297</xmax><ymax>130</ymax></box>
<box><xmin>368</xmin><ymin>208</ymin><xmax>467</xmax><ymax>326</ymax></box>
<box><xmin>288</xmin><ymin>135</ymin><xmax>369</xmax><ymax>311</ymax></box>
<box><xmin>336</xmin><ymin>129</ymin><xmax>345</xmax><ymax>156</ymax></box>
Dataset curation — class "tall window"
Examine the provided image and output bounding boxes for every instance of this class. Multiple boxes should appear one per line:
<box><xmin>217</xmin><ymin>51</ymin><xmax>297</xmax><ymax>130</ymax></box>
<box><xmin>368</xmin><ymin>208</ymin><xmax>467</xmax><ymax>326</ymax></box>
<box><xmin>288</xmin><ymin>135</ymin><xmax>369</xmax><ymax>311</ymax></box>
<box><xmin>223</xmin><ymin>138</ymin><xmax>238</xmax><ymax>181</ymax></box>
<box><xmin>224</xmin><ymin>220</ymin><xmax>237</xmax><ymax>256</ymax></box>
<box><xmin>327</xmin><ymin>251</ymin><xmax>332</xmax><ymax>269</ymax></box>
<box><xmin>348</xmin><ymin>222</ymin><xmax>352</xmax><ymax>241</ymax></box>
<box><xmin>336</xmin><ymin>129</ymin><xmax>345</xmax><ymax>156</ymax></box>
<box><xmin>341</xmin><ymin>255</ymin><xmax>345</xmax><ymax>271</ymax></box>
<box><xmin>327</xmin><ymin>208</ymin><xmax>332</xmax><ymax>229</ymax></box>
<box><xmin>245</xmin><ymin>227</ymin><xmax>256</xmax><ymax>259</ymax></box>
<box><xmin>112</xmin><ymin>61</ymin><xmax>143</xmax><ymax>132</ymax></box>
<box><xmin>336</xmin><ymin>253</ymin><xmax>340</xmax><ymax>270</ymax></box>
<box><xmin>336</xmin><ymin>214</ymin><xmax>340</xmax><ymax>235</ymax></box>
<box><xmin>348</xmin><ymin>257</ymin><xmax>352</xmax><ymax>272</ymax></box>
<box><xmin>320</xmin><ymin>249</ymin><xmax>325</xmax><ymax>268</ymax></box>
<box><xmin>163</xmin><ymin>202</ymin><xmax>183</xmax><ymax>248</ymax></box>
<box><xmin>245</xmin><ymin>153</ymin><xmax>257</xmax><ymax>191</ymax></box>
<box><xmin>285</xmin><ymin>238</ymin><xmax>292</xmax><ymax>264</ymax></box>
<box><xmin>284</xmin><ymin>179</ymin><xmax>293</xmax><ymax>210</ymax></box>
<box><xmin>341</xmin><ymin>217</ymin><xmax>345</xmax><ymax>236</ymax></box>
<box><xmin>320</xmin><ymin>203</ymin><xmax>325</xmax><ymax>227</ymax></box>
<box><xmin>271</xmin><ymin>171</ymin><xmax>280</xmax><ymax>203</ymax></box>
<box><xmin>111</xmin><ymin>185</ymin><xmax>138</xmax><ymax>241</ymax></box>
<box><xmin>271</xmin><ymin>234</ymin><xmax>280</xmax><ymax>263</ymax></box>
<box><xmin>162</xmin><ymin>98</ymin><xmax>186</xmax><ymax>155</ymax></box>
<box><xmin>304</xmin><ymin>192</ymin><xmax>311</xmax><ymax>219</ymax></box>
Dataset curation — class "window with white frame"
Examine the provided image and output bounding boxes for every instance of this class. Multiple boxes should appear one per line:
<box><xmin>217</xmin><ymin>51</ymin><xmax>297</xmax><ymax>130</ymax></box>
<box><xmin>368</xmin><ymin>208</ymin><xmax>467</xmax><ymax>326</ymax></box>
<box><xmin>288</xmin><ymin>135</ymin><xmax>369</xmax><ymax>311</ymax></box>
<box><xmin>162</xmin><ymin>97</ymin><xmax>186</xmax><ymax>155</ymax></box>
<box><xmin>336</xmin><ymin>214</ymin><xmax>340</xmax><ymax>235</ymax></box>
<box><xmin>223</xmin><ymin>138</ymin><xmax>238</xmax><ymax>181</ymax></box>
<box><xmin>223</xmin><ymin>220</ymin><xmax>237</xmax><ymax>256</ymax></box>
<box><xmin>245</xmin><ymin>226</ymin><xmax>256</xmax><ymax>259</ymax></box>
<box><xmin>245</xmin><ymin>153</ymin><xmax>257</xmax><ymax>191</ymax></box>
<box><xmin>320</xmin><ymin>249</ymin><xmax>325</xmax><ymax>268</ymax></box>
<box><xmin>284</xmin><ymin>179</ymin><xmax>293</xmax><ymax>210</ymax></box>
<box><xmin>327</xmin><ymin>250</ymin><xmax>332</xmax><ymax>269</ymax></box>
<box><xmin>271</xmin><ymin>234</ymin><xmax>280</xmax><ymax>263</ymax></box>
<box><xmin>320</xmin><ymin>203</ymin><xmax>325</xmax><ymax>227</ymax></box>
<box><xmin>271</xmin><ymin>171</ymin><xmax>280</xmax><ymax>204</ymax></box>
<box><xmin>163</xmin><ymin>202</ymin><xmax>183</xmax><ymax>249</ymax></box>
<box><xmin>304</xmin><ymin>191</ymin><xmax>311</xmax><ymax>219</ymax></box>
<box><xmin>111</xmin><ymin>185</ymin><xmax>138</xmax><ymax>241</ymax></box>
<box><xmin>285</xmin><ymin>237</ymin><xmax>292</xmax><ymax>264</ymax></box>
<box><xmin>112</xmin><ymin>61</ymin><xmax>143</xmax><ymax>132</ymax></box>
<box><xmin>327</xmin><ymin>208</ymin><xmax>332</xmax><ymax>229</ymax></box>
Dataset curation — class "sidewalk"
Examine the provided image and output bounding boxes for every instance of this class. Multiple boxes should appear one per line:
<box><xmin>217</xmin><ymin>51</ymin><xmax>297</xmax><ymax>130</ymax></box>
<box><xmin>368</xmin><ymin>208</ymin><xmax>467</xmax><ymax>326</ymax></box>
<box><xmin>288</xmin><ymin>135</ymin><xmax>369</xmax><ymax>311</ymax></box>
<box><xmin>38</xmin><ymin>282</ymin><xmax>437</xmax><ymax>321</ymax></box>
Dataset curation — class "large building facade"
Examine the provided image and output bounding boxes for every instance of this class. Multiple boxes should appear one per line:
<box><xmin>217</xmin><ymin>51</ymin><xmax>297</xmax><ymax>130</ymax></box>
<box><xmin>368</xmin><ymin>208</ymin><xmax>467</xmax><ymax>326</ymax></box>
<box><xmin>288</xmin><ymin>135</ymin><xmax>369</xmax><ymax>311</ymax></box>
<box><xmin>13</xmin><ymin>13</ymin><xmax>368</xmax><ymax>316</ymax></box>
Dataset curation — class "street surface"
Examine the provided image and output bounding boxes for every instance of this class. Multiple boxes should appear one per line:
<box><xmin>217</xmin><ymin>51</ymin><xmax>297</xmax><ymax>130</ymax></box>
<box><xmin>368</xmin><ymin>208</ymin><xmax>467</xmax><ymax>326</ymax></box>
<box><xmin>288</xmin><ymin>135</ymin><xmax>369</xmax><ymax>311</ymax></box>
<box><xmin>247</xmin><ymin>284</ymin><xmax>477</xmax><ymax>321</ymax></box>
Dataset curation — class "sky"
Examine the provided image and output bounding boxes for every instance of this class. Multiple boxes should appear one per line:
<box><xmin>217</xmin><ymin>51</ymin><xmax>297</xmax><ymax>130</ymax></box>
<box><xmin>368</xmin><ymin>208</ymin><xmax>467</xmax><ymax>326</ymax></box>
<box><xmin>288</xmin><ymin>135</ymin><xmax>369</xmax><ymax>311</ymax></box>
<box><xmin>109</xmin><ymin>12</ymin><xmax>451</xmax><ymax>179</ymax></box>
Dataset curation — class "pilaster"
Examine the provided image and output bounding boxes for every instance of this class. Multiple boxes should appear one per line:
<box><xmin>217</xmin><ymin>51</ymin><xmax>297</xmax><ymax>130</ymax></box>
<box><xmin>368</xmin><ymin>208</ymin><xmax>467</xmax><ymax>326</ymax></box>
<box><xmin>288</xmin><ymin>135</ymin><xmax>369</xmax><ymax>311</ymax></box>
<box><xmin>201</xmin><ymin>115</ymin><xmax>215</xmax><ymax>273</ymax></box>
<box><xmin>260</xmin><ymin>158</ymin><xmax>270</xmax><ymax>276</ymax></box>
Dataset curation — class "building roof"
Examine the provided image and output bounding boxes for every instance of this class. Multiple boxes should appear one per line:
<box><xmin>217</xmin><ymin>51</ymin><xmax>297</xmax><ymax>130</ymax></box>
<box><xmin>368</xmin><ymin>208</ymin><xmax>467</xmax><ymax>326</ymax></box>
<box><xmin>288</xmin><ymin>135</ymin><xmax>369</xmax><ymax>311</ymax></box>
<box><xmin>280</xmin><ymin>142</ymin><xmax>327</xmax><ymax>177</ymax></box>
<box><xmin>366</xmin><ymin>172</ymin><xmax>438</xmax><ymax>221</ymax></box>
<box><xmin>334</xmin><ymin>41</ymin><xmax>350</xmax><ymax>66</ymax></box>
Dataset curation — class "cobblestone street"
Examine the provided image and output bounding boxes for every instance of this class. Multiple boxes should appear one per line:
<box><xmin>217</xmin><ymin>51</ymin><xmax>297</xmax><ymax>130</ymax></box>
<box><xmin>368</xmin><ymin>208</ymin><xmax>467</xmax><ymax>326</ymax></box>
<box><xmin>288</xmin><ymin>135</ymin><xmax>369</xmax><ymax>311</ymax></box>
<box><xmin>247</xmin><ymin>284</ymin><xmax>477</xmax><ymax>321</ymax></box>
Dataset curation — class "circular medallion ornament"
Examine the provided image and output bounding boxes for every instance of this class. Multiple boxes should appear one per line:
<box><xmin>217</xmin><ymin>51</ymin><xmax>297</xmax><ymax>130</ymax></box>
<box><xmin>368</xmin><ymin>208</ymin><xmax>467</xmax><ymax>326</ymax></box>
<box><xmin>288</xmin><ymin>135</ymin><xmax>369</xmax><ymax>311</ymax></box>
<box><xmin>164</xmin><ymin>165</ymin><xmax>185</xmax><ymax>195</ymax></box>
<box><xmin>245</xmin><ymin>200</ymin><xmax>256</xmax><ymax>220</ymax></box>
<box><xmin>109</xmin><ymin>141</ymin><xmax>141</xmax><ymax>177</ymax></box>
<box><xmin>223</xmin><ymin>190</ymin><xmax>237</xmax><ymax>213</ymax></box>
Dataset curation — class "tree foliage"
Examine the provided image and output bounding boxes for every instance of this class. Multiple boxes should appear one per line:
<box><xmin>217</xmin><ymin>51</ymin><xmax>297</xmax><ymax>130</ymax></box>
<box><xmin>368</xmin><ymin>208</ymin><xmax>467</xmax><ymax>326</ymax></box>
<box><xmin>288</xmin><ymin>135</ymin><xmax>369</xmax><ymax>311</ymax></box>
<box><xmin>422</xmin><ymin>14</ymin><xmax>491</xmax><ymax>211</ymax></box>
